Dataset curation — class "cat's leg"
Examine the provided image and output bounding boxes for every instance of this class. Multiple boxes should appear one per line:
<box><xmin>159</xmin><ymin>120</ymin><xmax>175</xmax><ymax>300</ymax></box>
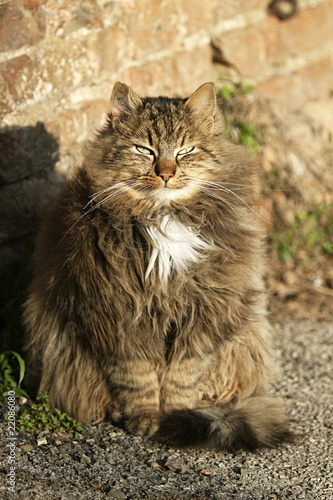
<box><xmin>31</xmin><ymin>343</ymin><xmax>111</xmax><ymax>424</ymax></box>
<box><xmin>200</xmin><ymin>320</ymin><xmax>276</xmax><ymax>405</ymax></box>
<box><xmin>154</xmin><ymin>321</ymin><xmax>289</xmax><ymax>451</ymax></box>
<box><xmin>161</xmin><ymin>356</ymin><xmax>211</xmax><ymax>412</ymax></box>
<box><xmin>160</xmin><ymin>331</ymin><xmax>215</xmax><ymax>413</ymax></box>
<box><xmin>105</xmin><ymin>358</ymin><xmax>161</xmax><ymax>437</ymax></box>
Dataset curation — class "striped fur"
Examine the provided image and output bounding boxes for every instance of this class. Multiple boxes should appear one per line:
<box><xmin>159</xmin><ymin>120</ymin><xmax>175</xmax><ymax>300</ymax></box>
<box><xmin>23</xmin><ymin>83</ymin><xmax>290</xmax><ymax>451</ymax></box>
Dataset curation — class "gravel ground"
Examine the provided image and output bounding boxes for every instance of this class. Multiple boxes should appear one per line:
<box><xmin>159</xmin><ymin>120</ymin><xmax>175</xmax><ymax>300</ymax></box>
<box><xmin>1</xmin><ymin>318</ymin><xmax>332</xmax><ymax>500</ymax></box>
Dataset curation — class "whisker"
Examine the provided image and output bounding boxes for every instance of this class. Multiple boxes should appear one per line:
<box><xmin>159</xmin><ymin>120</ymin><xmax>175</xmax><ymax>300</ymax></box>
<box><xmin>188</xmin><ymin>177</ymin><xmax>254</xmax><ymax>191</ymax></box>
<box><xmin>89</xmin><ymin>181</ymin><xmax>137</xmax><ymax>210</ymax></box>
<box><xmin>217</xmin><ymin>185</ymin><xmax>267</xmax><ymax>223</ymax></box>
<box><xmin>188</xmin><ymin>177</ymin><xmax>266</xmax><ymax>222</ymax></box>
<box><xmin>195</xmin><ymin>186</ymin><xmax>239</xmax><ymax>215</ymax></box>
<box><xmin>85</xmin><ymin>180</ymin><xmax>139</xmax><ymax>209</ymax></box>
<box><xmin>84</xmin><ymin>186</ymin><xmax>115</xmax><ymax>209</ymax></box>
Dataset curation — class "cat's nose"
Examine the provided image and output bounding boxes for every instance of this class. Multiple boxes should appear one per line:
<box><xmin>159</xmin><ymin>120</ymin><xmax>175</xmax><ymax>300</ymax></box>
<box><xmin>159</xmin><ymin>172</ymin><xmax>174</xmax><ymax>182</ymax></box>
<box><xmin>155</xmin><ymin>160</ymin><xmax>176</xmax><ymax>182</ymax></box>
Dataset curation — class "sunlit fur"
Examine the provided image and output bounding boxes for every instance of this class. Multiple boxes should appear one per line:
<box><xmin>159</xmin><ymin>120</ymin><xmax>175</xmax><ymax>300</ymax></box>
<box><xmin>23</xmin><ymin>83</ymin><xmax>290</xmax><ymax>451</ymax></box>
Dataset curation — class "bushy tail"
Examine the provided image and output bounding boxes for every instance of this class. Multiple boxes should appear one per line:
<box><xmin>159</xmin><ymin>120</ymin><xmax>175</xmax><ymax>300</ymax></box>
<box><xmin>153</xmin><ymin>397</ymin><xmax>291</xmax><ymax>452</ymax></box>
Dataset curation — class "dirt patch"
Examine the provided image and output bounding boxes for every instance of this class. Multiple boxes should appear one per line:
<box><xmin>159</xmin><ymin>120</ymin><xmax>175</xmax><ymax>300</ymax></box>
<box><xmin>217</xmin><ymin>85</ymin><xmax>333</xmax><ymax>320</ymax></box>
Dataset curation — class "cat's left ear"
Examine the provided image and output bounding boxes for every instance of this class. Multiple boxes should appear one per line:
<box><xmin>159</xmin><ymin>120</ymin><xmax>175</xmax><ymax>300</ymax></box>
<box><xmin>110</xmin><ymin>82</ymin><xmax>143</xmax><ymax>122</ymax></box>
<box><xmin>185</xmin><ymin>83</ymin><xmax>216</xmax><ymax>131</ymax></box>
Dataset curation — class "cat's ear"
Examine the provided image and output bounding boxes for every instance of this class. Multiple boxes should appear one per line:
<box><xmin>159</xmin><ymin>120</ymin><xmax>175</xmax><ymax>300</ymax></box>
<box><xmin>185</xmin><ymin>83</ymin><xmax>216</xmax><ymax>130</ymax></box>
<box><xmin>110</xmin><ymin>82</ymin><xmax>143</xmax><ymax>122</ymax></box>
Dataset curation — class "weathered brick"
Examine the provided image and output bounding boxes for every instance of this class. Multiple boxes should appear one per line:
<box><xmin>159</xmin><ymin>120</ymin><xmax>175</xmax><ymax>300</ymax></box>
<box><xmin>213</xmin><ymin>0</ymin><xmax>268</xmax><ymax>21</ymax></box>
<box><xmin>217</xmin><ymin>25</ymin><xmax>267</xmax><ymax>78</ymax></box>
<box><xmin>59</xmin><ymin>98</ymin><xmax>107</xmax><ymax>147</ymax></box>
<box><xmin>256</xmin><ymin>58</ymin><xmax>333</xmax><ymax>108</ymax></box>
<box><xmin>98</xmin><ymin>26</ymin><xmax>129</xmax><ymax>75</ymax></box>
<box><xmin>43</xmin><ymin>0</ymin><xmax>103</xmax><ymax>35</ymax></box>
<box><xmin>119</xmin><ymin>0</ymin><xmax>181</xmax><ymax>60</ymax></box>
<box><xmin>124</xmin><ymin>45</ymin><xmax>213</xmax><ymax>97</ymax></box>
<box><xmin>0</xmin><ymin>55</ymin><xmax>38</xmax><ymax>116</ymax></box>
<box><xmin>0</xmin><ymin>0</ymin><xmax>46</xmax><ymax>53</ymax></box>
<box><xmin>182</xmin><ymin>0</ymin><xmax>214</xmax><ymax>35</ymax></box>
<box><xmin>262</xmin><ymin>1</ymin><xmax>333</xmax><ymax>64</ymax></box>
<box><xmin>39</xmin><ymin>34</ymin><xmax>100</xmax><ymax>92</ymax></box>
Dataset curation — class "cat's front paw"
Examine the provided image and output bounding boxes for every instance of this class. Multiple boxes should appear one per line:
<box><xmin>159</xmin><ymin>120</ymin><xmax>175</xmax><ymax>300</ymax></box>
<box><xmin>125</xmin><ymin>413</ymin><xmax>160</xmax><ymax>437</ymax></box>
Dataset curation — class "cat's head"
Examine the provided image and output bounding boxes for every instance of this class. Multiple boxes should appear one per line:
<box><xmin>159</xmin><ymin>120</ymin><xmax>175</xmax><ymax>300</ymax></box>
<box><xmin>85</xmin><ymin>82</ymin><xmax>246</xmax><ymax>212</ymax></box>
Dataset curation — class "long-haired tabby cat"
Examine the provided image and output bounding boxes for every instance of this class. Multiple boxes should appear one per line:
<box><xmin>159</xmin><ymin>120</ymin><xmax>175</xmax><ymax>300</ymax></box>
<box><xmin>23</xmin><ymin>82</ymin><xmax>290</xmax><ymax>451</ymax></box>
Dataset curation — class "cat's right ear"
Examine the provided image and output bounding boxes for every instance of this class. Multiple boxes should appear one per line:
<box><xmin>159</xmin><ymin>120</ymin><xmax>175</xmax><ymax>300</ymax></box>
<box><xmin>185</xmin><ymin>82</ymin><xmax>216</xmax><ymax>131</ymax></box>
<box><xmin>110</xmin><ymin>82</ymin><xmax>143</xmax><ymax>123</ymax></box>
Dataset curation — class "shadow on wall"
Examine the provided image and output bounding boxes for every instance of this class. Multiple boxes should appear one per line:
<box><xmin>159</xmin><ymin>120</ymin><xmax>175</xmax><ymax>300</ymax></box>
<box><xmin>0</xmin><ymin>123</ymin><xmax>62</xmax><ymax>353</ymax></box>
<box><xmin>0</xmin><ymin>122</ymin><xmax>62</xmax><ymax>268</ymax></box>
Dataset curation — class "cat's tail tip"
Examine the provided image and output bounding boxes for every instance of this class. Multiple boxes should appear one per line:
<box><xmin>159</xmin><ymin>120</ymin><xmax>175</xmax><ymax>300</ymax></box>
<box><xmin>153</xmin><ymin>397</ymin><xmax>292</xmax><ymax>452</ymax></box>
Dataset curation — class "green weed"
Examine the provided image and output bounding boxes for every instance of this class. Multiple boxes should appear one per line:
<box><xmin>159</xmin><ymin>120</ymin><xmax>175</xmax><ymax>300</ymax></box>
<box><xmin>218</xmin><ymin>83</ymin><xmax>255</xmax><ymax>101</ymax></box>
<box><xmin>216</xmin><ymin>83</ymin><xmax>262</xmax><ymax>153</ymax></box>
<box><xmin>18</xmin><ymin>391</ymin><xmax>84</xmax><ymax>434</ymax></box>
<box><xmin>275</xmin><ymin>205</ymin><xmax>333</xmax><ymax>262</ymax></box>
<box><xmin>0</xmin><ymin>350</ymin><xmax>29</xmax><ymax>399</ymax></box>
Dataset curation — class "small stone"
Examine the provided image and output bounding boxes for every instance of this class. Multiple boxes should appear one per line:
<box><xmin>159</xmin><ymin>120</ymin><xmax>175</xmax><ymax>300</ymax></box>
<box><xmin>80</xmin><ymin>454</ymin><xmax>91</xmax><ymax>465</ymax></box>
<box><xmin>149</xmin><ymin>461</ymin><xmax>161</xmax><ymax>469</ymax></box>
<box><xmin>21</xmin><ymin>444</ymin><xmax>34</xmax><ymax>452</ymax></box>
<box><xmin>200</xmin><ymin>469</ymin><xmax>214</xmax><ymax>476</ymax></box>
<box><xmin>60</xmin><ymin>432</ymin><xmax>72</xmax><ymax>438</ymax></box>
<box><xmin>164</xmin><ymin>459</ymin><xmax>189</xmax><ymax>474</ymax></box>
<box><xmin>37</xmin><ymin>437</ymin><xmax>48</xmax><ymax>446</ymax></box>
<box><xmin>106</xmin><ymin>455</ymin><xmax>116</xmax><ymax>465</ymax></box>
<box><xmin>106</xmin><ymin>488</ymin><xmax>127</xmax><ymax>499</ymax></box>
<box><xmin>233</xmin><ymin>464</ymin><xmax>242</xmax><ymax>474</ymax></box>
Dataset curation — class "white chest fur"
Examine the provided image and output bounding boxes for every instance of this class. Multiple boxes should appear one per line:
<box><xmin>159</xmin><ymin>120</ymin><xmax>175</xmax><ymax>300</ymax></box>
<box><xmin>145</xmin><ymin>216</ymin><xmax>212</xmax><ymax>283</ymax></box>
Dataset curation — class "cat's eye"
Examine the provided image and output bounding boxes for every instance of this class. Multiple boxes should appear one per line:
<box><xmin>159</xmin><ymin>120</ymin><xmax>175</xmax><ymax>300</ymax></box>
<box><xmin>135</xmin><ymin>145</ymin><xmax>154</xmax><ymax>156</ymax></box>
<box><xmin>177</xmin><ymin>146</ymin><xmax>195</xmax><ymax>156</ymax></box>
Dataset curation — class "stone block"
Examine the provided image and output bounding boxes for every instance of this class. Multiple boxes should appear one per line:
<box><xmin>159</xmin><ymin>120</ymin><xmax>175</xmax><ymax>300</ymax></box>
<box><xmin>213</xmin><ymin>0</ymin><xmax>268</xmax><ymax>21</ymax></box>
<box><xmin>0</xmin><ymin>55</ymin><xmax>39</xmax><ymax>116</ymax></box>
<box><xmin>262</xmin><ymin>2</ymin><xmax>333</xmax><ymax>64</ymax></box>
<box><xmin>256</xmin><ymin>57</ymin><xmax>333</xmax><ymax>109</ymax></box>
<box><xmin>119</xmin><ymin>0</ymin><xmax>181</xmax><ymax>60</ymax></box>
<box><xmin>43</xmin><ymin>0</ymin><xmax>103</xmax><ymax>36</ymax></box>
<box><xmin>0</xmin><ymin>0</ymin><xmax>46</xmax><ymax>53</ymax></box>
<box><xmin>182</xmin><ymin>0</ymin><xmax>215</xmax><ymax>35</ymax></box>
<box><xmin>217</xmin><ymin>25</ymin><xmax>267</xmax><ymax>78</ymax></box>
<box><xmin>124</xmin><ymin>45</ymin><xmax>213</xmax><ymax>97</ymax></box>
<box><xmin>59</xmin><ymin>98</ymin><xmax>108</xmax><ymax>147</ymax></box>
<box><xmin>98</xmin><ymin>26</ymin><xmax>130</xmax><ymax>75</ymax></box>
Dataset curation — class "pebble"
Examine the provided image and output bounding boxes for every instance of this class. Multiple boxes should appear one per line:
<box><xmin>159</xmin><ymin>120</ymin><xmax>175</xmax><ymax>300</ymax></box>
<box><xmin>149</xmin><ymin>461</ymin><xmax>161</xmax><ymax>469</ymax></box>
<box><xmin>80</xmin><ymin>454</ymin><xmax>91</xmax><ymax>465</ymax></box>
<box><xmin>164</xmin><ymin>459</ymin><xmax>190</xmax><ymax>474</ymax></box>
<box><xmin>21</xmin><ymin>444</ymin><xmax>34</xmax><ymax>452</ymax></box>
<box><xmin>37</xmin><ymin>437</ymin><xmax>48</xmax><ymax>446</ymax></box>
<box><xmin>106</xmin><ymin>488</ymin><xmax>126</xmax><ymax>499</ymax></box>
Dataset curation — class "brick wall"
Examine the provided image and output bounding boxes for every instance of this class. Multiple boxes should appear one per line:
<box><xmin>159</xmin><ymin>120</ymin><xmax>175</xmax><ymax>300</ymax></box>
<box><xmin>1</xmin><ymin>0</ymin><xmax>333</xmax><ymax>265</ymax></box>
<box><xmin>212</xmin><ymin>0</ymin><xmax>333</xmax><ymax>108</ymax></box>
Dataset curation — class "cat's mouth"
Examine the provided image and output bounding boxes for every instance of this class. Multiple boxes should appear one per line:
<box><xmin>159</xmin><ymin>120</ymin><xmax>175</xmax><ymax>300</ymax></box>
<box><xmin>149</xmin><ymin>178</ymin><xmax>197</xmax><ymax>203</ymax></box>
<box><xmin>133</xmin><ymin>173</ymin><xmax>197</xmax><ymax>204</ymax></box>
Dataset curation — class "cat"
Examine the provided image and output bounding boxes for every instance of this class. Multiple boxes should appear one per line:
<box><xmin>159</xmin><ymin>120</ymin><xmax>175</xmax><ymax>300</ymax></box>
<box><xmin>23</xmin><ymin>82</ymin><xmax>290</xmax><ymax>451</ymax></box>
